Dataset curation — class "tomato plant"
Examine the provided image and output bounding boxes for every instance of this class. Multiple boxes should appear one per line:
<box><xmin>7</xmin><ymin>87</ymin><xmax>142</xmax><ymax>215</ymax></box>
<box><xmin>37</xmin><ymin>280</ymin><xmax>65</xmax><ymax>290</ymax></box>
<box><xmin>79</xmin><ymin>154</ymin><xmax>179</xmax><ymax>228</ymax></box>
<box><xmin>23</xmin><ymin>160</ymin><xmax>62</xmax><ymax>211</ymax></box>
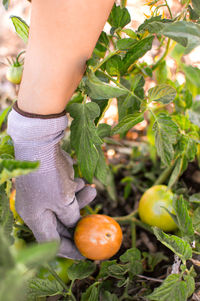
<box><xmin>74</xmin><ymin>214</ymin><xmax>123</xmax><ymax>260</ymax></box>
<box><xmin>138</xmin><ymin>185</ymin><xmax>178</xmax><ymax>232</ymax></box>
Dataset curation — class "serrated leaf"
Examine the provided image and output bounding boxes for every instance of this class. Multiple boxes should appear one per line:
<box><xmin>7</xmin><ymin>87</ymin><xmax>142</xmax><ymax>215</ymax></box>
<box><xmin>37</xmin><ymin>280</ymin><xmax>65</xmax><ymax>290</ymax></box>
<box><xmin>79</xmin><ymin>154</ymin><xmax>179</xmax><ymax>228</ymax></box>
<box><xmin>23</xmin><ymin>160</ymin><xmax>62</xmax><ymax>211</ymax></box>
<box><xmin>153</xmin><ymin>113</ymin><xmax>178</xmax><ymax>166</ymax></box>
<box><xmin>97</xmin><ymin>124</ymin><xmax>111</xmax><ymax>138</ymax></box>
<box><xmin>161</xmin><ymin>21</ymin><xmax>200</xmax><ymax>53</ymax></box>
<box><xmin>0</xmin><ymin>135</ymin><xmax>14</xmax><ymax>157</ymax></box>
<box><xmin>10</xmin><ymin>16</ymin><xmax>29</xmax><ymax>43</ymax></box>
<box><xmin>192</xmin><ymin>207</ymin><xmax>200</xmax><ymax>232</ymax></box>
<box><xmin>173</xmin><ymin>196</ymin><xmax>194</xmax><ymax>241</ymax></box>
<box><xmin>153</xmin><ymin>228</ymin><xmax>192</xmax><ymax>262</ymax></box>
<box><xmin>16</xmin><ymin>241</ymin><xmax>59</xmax><ymax>268</ymax></box>
<box><xmin>120</xmin><ymin>248</ymin><xmax>143</xmax><ymax>276</ymax></box>
<box><xmin>184</xmin><ymin>275</ymin><xmax>195</xmax><ymax>298</ymax></box>
<box><xmin>97</xmin><ymin>260</ymin><xmax>117</xmax><ymax>279</ymax></box>
<box><xmin>116</xmin><ymin>38</ymin><xmax>137</xmax><ymax>50</ymax></box>
<box><xmin>143</xmin><ymin>252</ymin><xmax>168</xmax><ymax>272</ymax></box>
<box><xmin>108</xmin><ymin>264</ymin><xmax>129</xmax><ymax>279</ymax></box>
<box><xmin>81</xmin><ymin>283</ymin><xmax>99</xmax><ymax>301</ymax></box>
<box><xmin>69</xmin><ymin>102</ymin><xmax>102</xmax><ymax>183</ymax></box>
<box><xmin>121</xmin><ymin>28</ymin><xmax>137</xmax><ymax>38</ymax></box>
<box><xmin>0</xmin><ymin>184</ymin><xmax>14</xmax><ymax>242</ymax></box>
<box><xmin>121</xmin><ymin>36</ymin><xmax>154</xmax><ymax>74</ymax></box>
<box><xmin>85</xmin><ymin>70</ymin><xmax>127</xmax><ymax>100</ymax></box>
<box><xmin>148</xmin><ymin>84</ymin><xmax>176</xmax><ymax>104</ymax></box>
<box><xmin>147</xmin><ymin>274</ymin><xmax>188</xmax><ymax>301</ymax></box>
<box><xmin>105</xmin><ymin>55</ymin><xmax>123</xmax><ymax>76</ymax></box>
<box><xmin>28</xmin><ymin>278</ymin><xmax>63</xmax><ymax>298</ymax></box>
<box><xmin>108</xmin><ymin>3</ymin><xmax>131</xmax><ymax>29</ymax></box>
<box><xmin>138</xmin><ymin>16</ymin><xmax>171</xmax><ymax>33</ymax></box>
<box><xmin>111</xmin><ymin>113</ymin><xmax>144</xmax><ymax>135</ymax></box>
<box><xmin>0</xmin><ymin>159</ymin><xmax>39</xmax><ymax>185</ymax></box>
<box><xmin>67</xmin><ymin>261</ymin><xmax>96</xmax><ymax>281</ymax></box>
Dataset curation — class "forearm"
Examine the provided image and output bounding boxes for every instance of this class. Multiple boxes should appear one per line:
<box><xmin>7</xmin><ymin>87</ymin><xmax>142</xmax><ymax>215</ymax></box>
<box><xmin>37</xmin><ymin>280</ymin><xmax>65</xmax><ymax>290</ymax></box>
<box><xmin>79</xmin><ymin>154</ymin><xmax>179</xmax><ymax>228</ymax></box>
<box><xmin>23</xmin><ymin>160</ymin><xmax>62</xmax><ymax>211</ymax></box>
<box><xmin>18</xmin><ymin>0</ymin><xmax>115</xmax><ymax>114</ymax></box>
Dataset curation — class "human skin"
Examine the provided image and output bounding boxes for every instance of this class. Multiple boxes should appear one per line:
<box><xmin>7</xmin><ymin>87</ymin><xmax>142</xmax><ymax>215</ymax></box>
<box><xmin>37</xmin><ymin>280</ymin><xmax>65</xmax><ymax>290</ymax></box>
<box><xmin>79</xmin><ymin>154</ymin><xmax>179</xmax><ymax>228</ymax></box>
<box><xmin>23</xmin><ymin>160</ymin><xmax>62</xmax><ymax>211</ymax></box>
<box><xmin>17</xmin><ymin>0</ymin><xmax>115</xmax><ymax>114</ymax></box>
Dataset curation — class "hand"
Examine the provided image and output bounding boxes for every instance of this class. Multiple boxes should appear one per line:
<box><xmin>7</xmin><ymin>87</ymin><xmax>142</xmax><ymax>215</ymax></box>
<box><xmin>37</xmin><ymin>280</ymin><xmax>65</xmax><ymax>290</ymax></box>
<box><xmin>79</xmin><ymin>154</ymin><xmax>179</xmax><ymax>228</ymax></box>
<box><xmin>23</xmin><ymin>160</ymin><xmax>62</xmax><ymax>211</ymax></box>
<box><xmin>7</xmin><ymin>104</ymin><xmax>96</xmax><ymax>260</ymax></box>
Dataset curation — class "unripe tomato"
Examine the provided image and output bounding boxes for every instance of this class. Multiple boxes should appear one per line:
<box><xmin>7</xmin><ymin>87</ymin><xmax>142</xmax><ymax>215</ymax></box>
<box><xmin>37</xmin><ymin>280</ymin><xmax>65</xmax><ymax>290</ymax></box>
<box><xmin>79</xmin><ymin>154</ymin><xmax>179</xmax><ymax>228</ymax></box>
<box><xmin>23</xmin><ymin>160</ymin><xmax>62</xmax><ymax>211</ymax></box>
<box><xmin>9</xmin><ymin>190</ymin><xmax>24</xmax><ymax>224</ymax></box>
<box><xmin>37</xmin><ymin>258</ymin><xmax>73</xmax><ymax>284</ymax></box>
<box><xmin>6</xmin><ymin>64</ymin><xmax>23</xmax><ymax>84</ymax></box>
<box><xmin>74</xmin><ymin>214</ymin><xmax>123</xmax><ymax>260</ymax></box>
<box><xmin>138</xmin><ymin>185</ymin><xmax>178</xmax><ymax>232</ymax></box>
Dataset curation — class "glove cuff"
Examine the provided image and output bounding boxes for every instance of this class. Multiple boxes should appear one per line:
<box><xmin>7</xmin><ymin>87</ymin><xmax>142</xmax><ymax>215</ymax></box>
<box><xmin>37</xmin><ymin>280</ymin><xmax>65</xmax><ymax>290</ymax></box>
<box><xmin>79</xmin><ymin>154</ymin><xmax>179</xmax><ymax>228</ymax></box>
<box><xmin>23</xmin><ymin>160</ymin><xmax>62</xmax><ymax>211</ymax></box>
<box><xmin>13</xmin><ymin>101</ymin><xmax>67</xmax><ymax>119</ymax></box>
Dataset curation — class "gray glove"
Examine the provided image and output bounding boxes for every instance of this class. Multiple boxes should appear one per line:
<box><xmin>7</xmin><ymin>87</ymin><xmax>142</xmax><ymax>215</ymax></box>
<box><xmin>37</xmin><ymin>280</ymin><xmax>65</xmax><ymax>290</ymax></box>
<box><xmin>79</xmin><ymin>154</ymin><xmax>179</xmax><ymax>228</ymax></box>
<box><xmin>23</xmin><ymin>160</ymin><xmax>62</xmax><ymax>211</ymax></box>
<box><xmin>7</xmin><ymin>102</ymin><xmax>96</xmax><ymax>260</ymax></box>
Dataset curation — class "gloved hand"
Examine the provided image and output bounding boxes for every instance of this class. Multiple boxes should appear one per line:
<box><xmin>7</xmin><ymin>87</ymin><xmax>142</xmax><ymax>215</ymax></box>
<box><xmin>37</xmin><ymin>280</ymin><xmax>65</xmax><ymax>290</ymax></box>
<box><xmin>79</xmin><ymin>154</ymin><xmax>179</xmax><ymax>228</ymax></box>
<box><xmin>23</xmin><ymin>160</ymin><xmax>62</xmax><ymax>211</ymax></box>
<box><xmin>7</xmin><ymin>101</ymin><xmax>96</xmax><ymax>260</ymax></box>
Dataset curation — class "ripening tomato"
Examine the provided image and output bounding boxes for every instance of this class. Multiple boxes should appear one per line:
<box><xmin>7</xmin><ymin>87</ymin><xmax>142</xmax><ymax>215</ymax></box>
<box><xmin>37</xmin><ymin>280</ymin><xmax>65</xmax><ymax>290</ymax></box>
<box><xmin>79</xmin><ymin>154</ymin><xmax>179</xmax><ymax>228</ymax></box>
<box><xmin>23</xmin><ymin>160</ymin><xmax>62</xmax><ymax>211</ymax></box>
<box><xmin>74</xmin><ymin>214</ymin><xmax>123</xmax><ymax>260</ymax></box>
<box><xmin>37</xmin><ymin>257</ymin><xmax>73</xmax><ymax>284</ymax></box>
<box><xmin>9</xmin><ymin>190</ymin><xmax>24</xmax><ymax>224</ymax></box>
<box><xmin>6</xmin><ymin>64</ymin><xmax>23</xmax><ymax>85</ymax></box>
<box><xmin>138</xmin><ymin>185</ymin><xmax>178</xmax><ymax>232</ymax></box>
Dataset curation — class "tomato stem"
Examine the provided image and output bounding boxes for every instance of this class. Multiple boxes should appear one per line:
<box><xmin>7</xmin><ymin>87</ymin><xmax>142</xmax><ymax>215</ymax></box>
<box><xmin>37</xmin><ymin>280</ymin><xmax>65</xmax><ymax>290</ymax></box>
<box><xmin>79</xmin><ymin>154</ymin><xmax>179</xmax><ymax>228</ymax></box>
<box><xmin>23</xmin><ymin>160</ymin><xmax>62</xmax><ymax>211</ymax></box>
<box><xmin>46</xmin><ymin>263</ymin><xmax>69</xmax><ymax>291</ymax></box>
<box><xmin>130</xmin><ymin>221</ymin><xmax>136</xmax><ymax>248</ymax></box>
<box><xmin>154</xmin><ymin>164</ymin><xmax>174</xmax><ymax>186</ymax></box>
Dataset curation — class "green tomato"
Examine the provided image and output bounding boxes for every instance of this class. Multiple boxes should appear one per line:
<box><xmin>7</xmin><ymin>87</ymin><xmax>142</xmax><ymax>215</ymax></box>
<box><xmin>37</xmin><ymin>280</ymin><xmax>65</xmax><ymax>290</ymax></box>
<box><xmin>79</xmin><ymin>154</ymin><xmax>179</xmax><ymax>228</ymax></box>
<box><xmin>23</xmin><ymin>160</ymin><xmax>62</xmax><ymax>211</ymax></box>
<box><xmin>138</xmin><ymin>185</ymin><xmax>178</xmax><ymax>232</ymax></box>
<box><xmin>6</xmin><ymin>64</ymin><xmax>23</xmax><ymax>84</ymax></box>
<box><xmin>37</xmin><ymin>257</ymin><xmax>73</xmax><ymax>284</ymax></box>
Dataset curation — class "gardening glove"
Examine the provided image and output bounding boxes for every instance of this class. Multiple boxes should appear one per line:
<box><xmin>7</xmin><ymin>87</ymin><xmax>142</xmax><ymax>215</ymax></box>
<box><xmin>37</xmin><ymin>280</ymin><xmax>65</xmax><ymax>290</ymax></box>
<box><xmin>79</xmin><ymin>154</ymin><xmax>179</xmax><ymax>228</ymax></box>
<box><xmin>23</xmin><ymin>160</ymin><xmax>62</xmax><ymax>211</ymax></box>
<box><xmin>7</xmin><ymin>101</ymin><xmax>96</xmax><ymax>260</ymax></box>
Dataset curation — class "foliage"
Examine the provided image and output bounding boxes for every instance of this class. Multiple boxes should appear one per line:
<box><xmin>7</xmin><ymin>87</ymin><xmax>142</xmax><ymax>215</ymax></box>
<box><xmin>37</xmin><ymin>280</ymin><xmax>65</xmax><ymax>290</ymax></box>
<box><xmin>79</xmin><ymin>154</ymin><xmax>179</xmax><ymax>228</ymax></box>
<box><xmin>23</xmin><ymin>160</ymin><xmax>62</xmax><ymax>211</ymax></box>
<box><xmin>1</xmin><ymin>0</ymin><xmax>200</xmax><ymax>300</ymax></box>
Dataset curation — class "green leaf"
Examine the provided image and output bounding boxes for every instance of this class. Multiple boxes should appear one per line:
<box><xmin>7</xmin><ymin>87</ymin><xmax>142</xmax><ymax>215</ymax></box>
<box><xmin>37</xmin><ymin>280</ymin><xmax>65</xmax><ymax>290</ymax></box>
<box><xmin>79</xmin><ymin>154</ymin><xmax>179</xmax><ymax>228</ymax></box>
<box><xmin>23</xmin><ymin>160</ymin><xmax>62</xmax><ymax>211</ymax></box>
<box><xmin>0</xmin><ymin>106</ymin><xmax>11</xmax><ymax>130</ymax></box>
<box><xmin>147</xmin><ymin>274</ymin><xmax>188</xmax><ymax>301</ymax></box>
<box><xmin>161</xmin><ymin>21</ymin><xmax>200</xmax><ymax>53</ymax></box>
<box><xmin>111</xmin><ymin>113</ymin><xmax>144</xmax><ymax>135</ymax></box>
<box><xmin>10</xmin><ymin>16</ymin><xmax>29</xmax><ymax>43</ymax></box>
<box><xmin>192</xmin><ymin>207</ymin><xmax>200</xmax><ymax>232</ymax></box>
<box><xmin>116</xmin><ymin>38</ymin><xmax>137</xmax><ymax>50</ymax></box>
<box><xmin>138</xmin><ymin>16</ymin><xmax>171</xmax><ymax>33</ymax></box>
<box><xmin>69</xmin><ymin>102</ymin><xmax>102</xmax><ymax>182</ymax></box>
<box><xmin>189</xmin><ymin>193</ymin><xmax>200</xmax><ymax>203</ymax></box>
<box><xmin>108</xmin><ymin>264</ymin><xmax>129</xmax><ymax>279</ymax></box>
<box><xmin>100</xmin><ymin>290</ymin><xmax>118</xmax><ymax>301</ymax></box>
<box><xmin>81</xmin><ymin>283</ymin><xmax>99</xmax><ymax>301</ymax></box>
<box><xmin>0</xmin><ymin>227</ymin><xmax>15</xmax><ymax>271</ymax></box>
<box><xmin>108</xmin><ymin>3</ymin><xmax>131</xmax><ymax>29</ymax></box>
<box><xmin>94</xmin><ymin>146</ymin><xmax>108</xmax><ymax>185</ymax></box>
<box><xmin>105</xmin><ymin>55</ymin><xmax>123</xmax><ymax>76</ymax></box>
<box><xmin>2</xmin><ymin>0</ymin><xmax>9</xmax><ymax>9</ymax></box>
<box><xmin>121</xmin><ymin>36</ymin><xmax>154</xmax><ymax>74</ymax></box>
<box><xmin>142</xmin><ymin>252</ymin><xmax>168</xmax><ymax>272</ymax></box>
<box><xmin>153</xmin><ymin>228</ymin><xmax>192</xmax><ymax>262</ymax></box>
<box><xmin>97</xmin><ymin>124</ymin><xmax>111</xmax><ymax>138</ymax></box>
<box><xmin>118</xmin><ymin>75</ymin><xmax>144</xmax><ymax>121</ymax></box>
<box><xmin>148</xmin><ymin>84</ymin><xmax>176</xmax><ymax>104</ymax></box>
<box><xmin>173</xmin><ymin>196</ymin><xmax>194</xmax><ymax>241</ymax></box>
<box><xmin>184</xmin><ymin>275</ymin><xmax>195</xmax><ymax>298</ymax></box>
<box><xmin>67</xmin><ymin>261</ymin><xmax>96</xmax><ymax>281</ymax></box>
<box><xmin>0</xmin><ymin>184</ymin><xmax>14</xmax><ymax>243</ymax></box>
<box><xmin>16</xmin><ymin>241</ymin><xmax>59</xmax><ymax>268</ymax></box>
<box><xmin>155</xmin><ymin>61</ymin><xmax>168</xmax><ymax>84</ymax></box>
<box><xmin>0</xmin><ymin>135</ymin><xmax>14</xmax><ymax>157</ymax></box>
<box><xmin>192</xmin><ymin>0</ymin><xmax>200</xmax><ymax>16</ymax></box>
<box><xmin>168</xmin><ymin>157</ymin><xmax>185</xmax><ymax>188</ymax></box>
<box><xmin>97</xmin><ymin>260</ymin><xmax>117</xmax><ymax>279</ymax></box>
<box><xmin>153</xmin><ymin>113</ymin><xmax>178</xmax><ymax>166</ymax></box>
<box><xmin>0</xmin><ymin>159</ymin><xmax>39</xmax><ymax>185</ymax></box>
<box><xmin>28</xmin><ymin>278</ymin><xmax>63</xmax><ymax>299</ymax></box>
<box><xmin>120</xmin><ymin>248</ymin><xmax>143</xmax><ymax>276</ymax></box>
<box><xmin>182</xmin><ymin>64</ymin><xmax>200</xmax><ymax>98</ymax></box>
<box><xmin>121</xmin><ymin>28</ymin><xmax>137</xmax><ymax>39</ymax></box>
<box><xmin>85</xmin><ymin>70</ymin><xmax>127</xmax><ymax>100</ymax></box>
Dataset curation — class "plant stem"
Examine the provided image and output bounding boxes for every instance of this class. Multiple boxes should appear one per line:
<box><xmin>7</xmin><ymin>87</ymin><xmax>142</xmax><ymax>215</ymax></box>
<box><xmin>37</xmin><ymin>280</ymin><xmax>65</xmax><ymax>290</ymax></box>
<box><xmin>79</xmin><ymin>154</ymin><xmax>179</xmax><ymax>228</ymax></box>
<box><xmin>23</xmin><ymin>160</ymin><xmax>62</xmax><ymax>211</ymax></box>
<box><xmin>114</xmin><ymin>214</ymin><xmax>153</xmax><ymax>234</ymax></box>
<box><xmin>152</xmin><ymin>38</ymin><xmax>170</xmax><ymax>71</ymax></box>
<box><xmin>46</xmin><ymin>264</ymin><xmax>69</xmax><ymax>291</ymax></box>
<box><xmin>131</xmin><ymin>221</ymin><xmax>136</xmax><ymax>248</ymax></box>
<box><xmin>93</xmin><ymin>50</ymin><xmax>121</xmax><ymax>72</ymax></box>
<box><xmin>154</xmin><ymin>164</ymin><xmax>174</xmax><ymax>185</ymax></box>
<box><xmin>164</xmin><ymin>0</ymin><xmax>173</xmax><ymax>19</ymax></box>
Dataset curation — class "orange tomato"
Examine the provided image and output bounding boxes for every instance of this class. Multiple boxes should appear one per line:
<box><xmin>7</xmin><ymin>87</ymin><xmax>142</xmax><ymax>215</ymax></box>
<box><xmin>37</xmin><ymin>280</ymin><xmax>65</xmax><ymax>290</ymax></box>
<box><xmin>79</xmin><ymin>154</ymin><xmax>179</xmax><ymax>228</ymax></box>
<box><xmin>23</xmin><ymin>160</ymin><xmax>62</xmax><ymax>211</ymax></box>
<box><xmin>74</xmin><ymin>214</ymin><xmax>123</xmax><ymax>260</ymax></box>
<box><xmin>138</xmin><ymin>185</ymin><xmax>178</xmax><ymax>232</ymax></box>
<box><xmin>9</xmin><ymin>190</ymin><xmax>23</xmax><ymax>224</ymax></box>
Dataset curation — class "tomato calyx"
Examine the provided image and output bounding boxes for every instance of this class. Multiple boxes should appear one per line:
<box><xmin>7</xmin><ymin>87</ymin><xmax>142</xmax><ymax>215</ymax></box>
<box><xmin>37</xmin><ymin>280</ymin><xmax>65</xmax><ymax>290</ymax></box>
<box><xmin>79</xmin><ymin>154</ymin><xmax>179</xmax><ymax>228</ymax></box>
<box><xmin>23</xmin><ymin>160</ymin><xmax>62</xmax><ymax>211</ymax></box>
<box><xmin>5</xmin><ymin>51</ymin><xmax>25</xmax><ymax>84</ymax></box>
